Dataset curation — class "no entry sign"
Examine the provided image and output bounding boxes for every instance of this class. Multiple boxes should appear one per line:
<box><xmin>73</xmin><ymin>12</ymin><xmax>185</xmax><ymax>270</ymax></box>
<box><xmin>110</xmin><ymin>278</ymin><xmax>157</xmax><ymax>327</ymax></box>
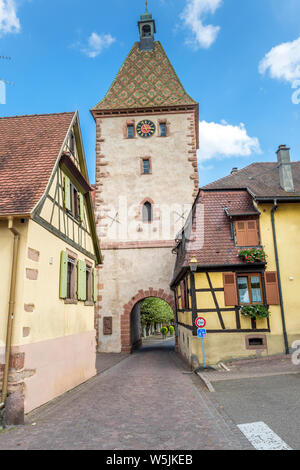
<box><xmin>195</xmin><ymin>317</ymin><xmax>206</xmax><ymax>329</ymax></box>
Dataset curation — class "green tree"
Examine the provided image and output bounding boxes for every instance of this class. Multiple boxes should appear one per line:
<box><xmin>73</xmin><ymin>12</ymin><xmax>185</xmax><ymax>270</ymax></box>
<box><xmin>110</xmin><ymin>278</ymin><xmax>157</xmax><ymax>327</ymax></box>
<box><xmin>141</xmin><ymin>297</ymin><xmax>174</xmax><ymax>336</ymax></box>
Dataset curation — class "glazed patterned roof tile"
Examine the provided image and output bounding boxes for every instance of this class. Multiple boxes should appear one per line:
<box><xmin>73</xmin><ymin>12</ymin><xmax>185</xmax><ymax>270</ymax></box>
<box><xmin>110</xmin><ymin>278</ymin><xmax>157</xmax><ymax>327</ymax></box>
<box><xmin>92</xmin><ymin>42</ymin><xmax>197</xmax><ymax>111</ymax></box>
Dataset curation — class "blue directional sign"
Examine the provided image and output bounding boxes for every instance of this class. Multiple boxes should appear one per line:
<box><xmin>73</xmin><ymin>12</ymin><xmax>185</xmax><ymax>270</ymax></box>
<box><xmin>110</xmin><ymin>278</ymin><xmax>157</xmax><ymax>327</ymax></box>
<box><xmin>197</xmin><ymin>328</ymin><xmax>207</xmax><ymax>338</ymax></box>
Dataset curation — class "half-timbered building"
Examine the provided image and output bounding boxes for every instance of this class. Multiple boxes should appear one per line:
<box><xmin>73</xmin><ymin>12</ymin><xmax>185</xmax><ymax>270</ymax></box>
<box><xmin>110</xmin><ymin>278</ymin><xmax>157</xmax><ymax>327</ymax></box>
<box><xmin>0</xmin><ymin>112</ymin><xmax>101</xmax><ymax>424</ymax></box>
<box><xmin>171</xmin><ymin>145</ymin><xmax>300</xmax><ymax>366</ymax></box>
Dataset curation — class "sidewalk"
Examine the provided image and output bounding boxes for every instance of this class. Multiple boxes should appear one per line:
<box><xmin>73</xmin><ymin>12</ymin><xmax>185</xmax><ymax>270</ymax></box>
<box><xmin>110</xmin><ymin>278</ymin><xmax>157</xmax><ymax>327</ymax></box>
<box><xmin>198</xmin><ymin>354</ymin><xmax>300</xmax><ymax>391</ymax></box>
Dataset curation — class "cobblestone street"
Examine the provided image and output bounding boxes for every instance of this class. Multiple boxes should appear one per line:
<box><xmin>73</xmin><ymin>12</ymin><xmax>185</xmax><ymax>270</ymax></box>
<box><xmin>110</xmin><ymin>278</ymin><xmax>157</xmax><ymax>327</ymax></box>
<box><xmin>0</xmin><ymin>340</ymin><xmax>251</xmax><ymax>450</ymax></box>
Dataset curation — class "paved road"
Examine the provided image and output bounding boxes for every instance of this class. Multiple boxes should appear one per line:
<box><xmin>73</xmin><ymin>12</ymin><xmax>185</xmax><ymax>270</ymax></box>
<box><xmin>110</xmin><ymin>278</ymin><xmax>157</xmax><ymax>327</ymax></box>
<box><xmin>0</xmin><ymin>340</ymin><xmax>250</xmax><ymax>450</ymax></box>
<box><xmin>212</xmin><ymin>374</ymin><xmax>300</xmax><ymax>450</ymax></box>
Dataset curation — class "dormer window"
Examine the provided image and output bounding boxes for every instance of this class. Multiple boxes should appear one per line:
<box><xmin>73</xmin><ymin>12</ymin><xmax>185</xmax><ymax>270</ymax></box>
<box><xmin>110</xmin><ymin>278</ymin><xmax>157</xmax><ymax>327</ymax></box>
<box><xmin>234</xmin><ymin>219</ymin><xmax>260</xmax><ymax>247</ymax></box>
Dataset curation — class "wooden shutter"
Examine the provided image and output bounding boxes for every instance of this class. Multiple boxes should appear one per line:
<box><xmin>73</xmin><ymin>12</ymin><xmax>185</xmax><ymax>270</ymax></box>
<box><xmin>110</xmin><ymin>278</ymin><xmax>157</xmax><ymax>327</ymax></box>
<box><xmin>180</xmin><ymin>281</ymin><xmax>186</xmax><ymax>309</ymax></box>
<box><xmin>223</xmin><ymin>272</ymin><xmax>238</xmax><ymax>306</ymax></box>
<box><xmin>235</xmin><ymin>221</ymin><xmax>247</xmax><ymax>246</ymax></box>
<box><xmin>246</xmin><ymin>220</ymin><xmax>259</xmax><ymax>246</ymax></box>
<box><xmin>64</xmin><ymin>176</ymin><xmax>71</xmax><ymax>211</ymax></box>
<box><xmin>59</xmin><ymin>251</ymin><xmax>68</xmax><ymax>299</ymax></box>
<box><xmin>264</xmin><ymin>272</ymin><xmax>280</xmax><ymax>305</ymax></box>
<box><xmin>93</xmin><ymin>268</ymin><xmax>98</xmax><ymax>303</ymax></box>
<box><xmin>77</xmin><ymin>260</ymin><xmax>86</xmax><ymax>301</ymax></box>
<box><xmin>79</xmin><ymin>193</ymin><xmax>84</xmax><ymax>222</ymax></box>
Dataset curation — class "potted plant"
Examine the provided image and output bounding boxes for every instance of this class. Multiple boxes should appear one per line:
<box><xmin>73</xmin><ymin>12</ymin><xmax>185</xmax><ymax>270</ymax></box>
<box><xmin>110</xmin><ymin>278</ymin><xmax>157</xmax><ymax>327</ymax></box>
<box><xmin>239</xmin><ymin>248</ymin><xmax>267</xmax><ymax>264</ymax></box>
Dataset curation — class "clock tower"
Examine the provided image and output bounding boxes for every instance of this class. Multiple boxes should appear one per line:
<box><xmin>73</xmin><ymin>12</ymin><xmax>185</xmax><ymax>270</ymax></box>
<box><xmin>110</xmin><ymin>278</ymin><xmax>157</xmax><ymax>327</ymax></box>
<box><xmin>91</xmin><ymin>7</ymin><xmax>199</xmax><ymax>353</ymax></box>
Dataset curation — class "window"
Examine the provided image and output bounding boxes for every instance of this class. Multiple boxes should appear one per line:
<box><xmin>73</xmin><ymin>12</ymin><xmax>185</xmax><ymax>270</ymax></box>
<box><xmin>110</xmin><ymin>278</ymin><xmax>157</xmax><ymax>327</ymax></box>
<box><xmin>142</xmin><ymin>24</ymin><xmax>151</xmax><ymax>37</ymax></box>
<box><xmin>160</xmin><ymin>123</ymin><xmax>167</xmax><ymax>137</ymax></box>
<box><xmin>234</xmin><ymin>219</ymin><xmax>259</xmax><ymax>247</ymax></box>
<box><xmin>86</xmin><ymin>266</ymin><xmax>93</xmax><ymax>302</ymax></box>
<box><xmin>67</xmin><ymin>257</ymin><xmax>76</xmax><ymax>300</ymax></box>
<box><xmin>237</xmin><ymin>274</ymin><xmax>263</xmax><ymax>305</ymax></box>
<box><xmin>70</xmin><ymin>132</ymin><xmax>75</xmax><ymax>154</ymax></box>
<box><xmin>127</xmin><ymin>124</ymin><xmax>134</xmax><ymax>139</ymax></box>
<box><xmin>70</xmin><ymin>183</ymin><xmax>79</xmax><ymax>219</ymax></box>
<box><xmin>143</xmin><ymin>158</ymin><xmax>150</xmax><ymax>175</ymax></box>
<box><xmin>142</xmin><ymin>202</ymin><xmax>152</xmax><ymax>223</ymax></box>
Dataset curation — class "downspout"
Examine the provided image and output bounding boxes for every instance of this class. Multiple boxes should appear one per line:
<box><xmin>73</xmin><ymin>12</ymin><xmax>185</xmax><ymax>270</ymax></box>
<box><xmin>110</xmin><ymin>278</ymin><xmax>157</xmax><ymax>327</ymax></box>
<box><xmin>270</xmin><ymin>201</ymin><xmax>289</xmax><ymax>354</ymax></box>
<box><xmin>0</xmin><ymin>218</ymin><xmax>20</xmax><ymax>415</ymax></box>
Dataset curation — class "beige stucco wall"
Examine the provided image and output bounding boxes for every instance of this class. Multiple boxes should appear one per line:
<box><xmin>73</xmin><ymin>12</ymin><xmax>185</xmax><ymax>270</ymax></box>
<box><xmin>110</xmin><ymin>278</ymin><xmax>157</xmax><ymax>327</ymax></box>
<box><xmin>98</xmin><ymin>246</ymin><xmax>176</xmax><ymax>352</ymax></box>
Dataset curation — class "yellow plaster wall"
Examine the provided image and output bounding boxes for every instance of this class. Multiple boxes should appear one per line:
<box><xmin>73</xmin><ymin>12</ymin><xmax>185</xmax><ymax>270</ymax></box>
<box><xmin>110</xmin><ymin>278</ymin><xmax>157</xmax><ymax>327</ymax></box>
<box><xmin>0</xmin><ymin>220</ymin><xmax>28</xmax><ymax>352</ymax></box>
<box><xmin>259</xmin><ymin>203</ymin><xmax>300</xmax><ymax>341</ymax></box>
<box><xmin>16</xmin><ymin>219</ymin><xmax>96</xmax><ymax>346</ymax></box>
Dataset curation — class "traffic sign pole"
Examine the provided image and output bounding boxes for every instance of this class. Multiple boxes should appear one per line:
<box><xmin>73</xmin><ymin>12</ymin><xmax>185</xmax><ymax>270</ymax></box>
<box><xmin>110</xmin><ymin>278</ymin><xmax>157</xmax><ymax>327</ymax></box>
<box><xmin>201</xmin><ymin>337</ymin><xmax>206</xmax><ymax>369</ymax></box>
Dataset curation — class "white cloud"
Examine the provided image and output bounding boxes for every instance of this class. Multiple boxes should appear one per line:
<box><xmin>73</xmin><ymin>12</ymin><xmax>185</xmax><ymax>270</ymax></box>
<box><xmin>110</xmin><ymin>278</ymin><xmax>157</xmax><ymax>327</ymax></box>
<box><xmin>0</xmin><ymin>0</ymin><xmax>20</xmax><ymax>36</ymax></box>
<box><xmin>82</xmin><ymin>32</ymin><xmax>116</xmax><ymax>58</ymax></box>
<box><xmin>180</xmin><ymin>0</ymin><xmax>222</xmax><ymax>49</ymax></box>
<box><xmin>198</xmin><ymin>120</ymin><xmax>261</xmax><ymax>162</ymax></box>
<box><xmin>259</xmin><ymin>36</ymin><xmax>300</xmax><ymax>85</ymax></box>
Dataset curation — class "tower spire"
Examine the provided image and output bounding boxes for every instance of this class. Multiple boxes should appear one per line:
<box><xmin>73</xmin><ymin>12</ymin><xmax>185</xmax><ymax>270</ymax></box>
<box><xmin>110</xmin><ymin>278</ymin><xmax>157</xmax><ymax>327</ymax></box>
<box><xmin>138</xmin><ymin>1</ymin><xmax>156</xmax><ymax>51</ymax></box>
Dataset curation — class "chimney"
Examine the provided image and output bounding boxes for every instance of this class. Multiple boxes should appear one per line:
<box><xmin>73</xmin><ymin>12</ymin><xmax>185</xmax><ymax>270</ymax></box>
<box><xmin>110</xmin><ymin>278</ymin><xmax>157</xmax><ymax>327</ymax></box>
<box><xmin>276</xmin><ymin>145</ymin><xmax>294</xmax><ymax>193</ymax></box>
<box><xmin>231</xmin><ymin>167</ymin><xmax>238</xmax><ymax>175</ymax></box>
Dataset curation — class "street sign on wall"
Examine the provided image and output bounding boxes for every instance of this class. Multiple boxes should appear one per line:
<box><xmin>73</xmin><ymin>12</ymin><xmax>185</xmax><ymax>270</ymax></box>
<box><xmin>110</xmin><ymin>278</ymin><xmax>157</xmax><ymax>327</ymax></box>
<box><xmin>197</xmin><ymin>328</ymin><xmax>207</xmax><ymax>338</ymax></box>
<box><xmin>195</xmin><ymin>317</ymin><xmax>206</xmax><ymax>329</ymax></box>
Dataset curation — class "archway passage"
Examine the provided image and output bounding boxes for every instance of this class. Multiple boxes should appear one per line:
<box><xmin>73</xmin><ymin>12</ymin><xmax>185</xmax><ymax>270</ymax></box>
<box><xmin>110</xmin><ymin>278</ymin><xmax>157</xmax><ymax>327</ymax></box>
<box><xmin>121</xmin><ymin>289</ymin><xmax>176</xmax><ymax>354</ymax></box>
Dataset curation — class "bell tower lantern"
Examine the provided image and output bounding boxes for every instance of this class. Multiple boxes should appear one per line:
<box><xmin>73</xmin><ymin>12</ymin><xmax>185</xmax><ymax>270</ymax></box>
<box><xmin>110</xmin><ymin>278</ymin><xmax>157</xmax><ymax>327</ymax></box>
<box><xmin>138</xmin><ymin>3</ymin><xmax>156</xmax><ymax>51</ymax></box>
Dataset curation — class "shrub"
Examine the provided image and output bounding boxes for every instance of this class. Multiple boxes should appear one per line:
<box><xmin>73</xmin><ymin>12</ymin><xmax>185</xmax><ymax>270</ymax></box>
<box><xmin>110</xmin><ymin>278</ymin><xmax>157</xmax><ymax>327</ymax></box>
<box><xmin>169</xmin><ymin>325</ymin><xmax>174</xmax><ymax>336</ymax></box>
<box><xmin>160</xmin><ymin>327</ymin><xmax>168</xmax><ymax>337</ymax></box>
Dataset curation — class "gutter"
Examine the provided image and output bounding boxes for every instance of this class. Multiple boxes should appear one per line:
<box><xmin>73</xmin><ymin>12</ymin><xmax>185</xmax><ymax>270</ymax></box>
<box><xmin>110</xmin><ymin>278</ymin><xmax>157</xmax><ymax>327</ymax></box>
<box><xmin>270</xmin><ymin>201</ymin><xmax>289</xmax><ymax>354</ymax></box>
<box><xmin>0</xmin><ymin>218</ymin><xmax>20</xmax><ymax>415</ymax></box>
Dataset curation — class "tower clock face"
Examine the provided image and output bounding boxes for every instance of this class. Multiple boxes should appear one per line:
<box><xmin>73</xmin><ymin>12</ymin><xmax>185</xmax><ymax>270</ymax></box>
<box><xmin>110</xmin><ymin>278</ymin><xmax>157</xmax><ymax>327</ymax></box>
<box><xmin>136</xmin><ymin>120</ymin><xmax>156</xmax><ymax>138</ymax></box>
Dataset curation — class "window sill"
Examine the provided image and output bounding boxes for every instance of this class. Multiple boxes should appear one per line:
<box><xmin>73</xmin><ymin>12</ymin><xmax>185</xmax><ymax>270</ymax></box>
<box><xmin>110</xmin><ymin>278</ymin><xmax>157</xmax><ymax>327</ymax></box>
<box><xmin>84</xmin><ymin>301</ymin><xmax>95</xmax><ymax>306</ymax></box>
<box><xmin>64</xmin><ymin>299</ymin><xmax>78</xmax><ymax>305</ymax></box>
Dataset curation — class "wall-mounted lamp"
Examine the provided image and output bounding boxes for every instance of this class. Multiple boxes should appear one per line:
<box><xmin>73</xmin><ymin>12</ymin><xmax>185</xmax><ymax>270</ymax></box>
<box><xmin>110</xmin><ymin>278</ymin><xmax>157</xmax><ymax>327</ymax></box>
<box><xmin>189</xmin><ymin>257</ymin><xmax>198</xmax><ymax>273</ymax></box>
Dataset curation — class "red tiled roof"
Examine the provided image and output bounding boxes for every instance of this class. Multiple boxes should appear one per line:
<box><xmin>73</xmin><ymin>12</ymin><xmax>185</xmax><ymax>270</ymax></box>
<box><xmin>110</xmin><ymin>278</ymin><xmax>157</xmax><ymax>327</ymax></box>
<box><xmin>172</xmin><ymin>190</ymin><xmax>258</xmax><ymax>281</ymax></box>
<box><xmin>202</xmin><ymin>162</ymin><xmax>300</xmax><ymax>198</ymax></box>
<box><xmin>0</xmin><ymin>112</ymin><xmax>75</xmax><ymax>216</ymax></box>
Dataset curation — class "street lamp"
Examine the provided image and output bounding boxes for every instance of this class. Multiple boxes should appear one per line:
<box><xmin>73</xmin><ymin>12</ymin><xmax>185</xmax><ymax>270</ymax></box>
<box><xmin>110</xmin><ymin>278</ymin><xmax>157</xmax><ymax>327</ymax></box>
<box><xmin>189</xmin><ymin>257</ymin><xmax>198</xmax><ymax>273</ymax></box>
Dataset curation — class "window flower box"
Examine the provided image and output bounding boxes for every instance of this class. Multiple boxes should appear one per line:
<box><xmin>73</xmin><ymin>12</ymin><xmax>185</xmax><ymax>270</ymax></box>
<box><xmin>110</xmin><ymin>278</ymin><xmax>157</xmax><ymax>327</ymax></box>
<box><xmin>240</xmin><ymin>305</ymin><xmax>270</xmax><ymax>321</ymax></box>
<box><xmin>239</xmin><ymin>248</ymin><xmax>267</xmax><ymax>264</ymax></box>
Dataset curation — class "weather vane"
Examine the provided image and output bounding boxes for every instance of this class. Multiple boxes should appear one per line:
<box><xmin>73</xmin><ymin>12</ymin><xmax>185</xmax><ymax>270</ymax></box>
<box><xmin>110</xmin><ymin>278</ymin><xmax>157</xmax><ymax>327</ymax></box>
<box><xmin>145</xmin><ymin>0</ymin><xmax>148</xmax><ymax>12</ymax></box>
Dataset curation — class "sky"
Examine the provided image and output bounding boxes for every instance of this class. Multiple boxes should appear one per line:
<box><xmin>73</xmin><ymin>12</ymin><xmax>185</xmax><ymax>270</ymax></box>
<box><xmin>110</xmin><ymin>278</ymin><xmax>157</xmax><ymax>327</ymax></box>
<box><xmin>0</xmin><ymin>0</ymin><xmax>300</xmax><ymax>186</ymax></box>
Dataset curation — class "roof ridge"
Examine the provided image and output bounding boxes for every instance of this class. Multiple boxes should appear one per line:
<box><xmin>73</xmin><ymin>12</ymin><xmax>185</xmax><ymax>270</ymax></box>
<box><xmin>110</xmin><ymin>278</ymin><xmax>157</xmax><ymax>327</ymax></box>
<box><xmin>201</xmin><ymin>162</ymin><xmax>258</xmax><ymax>189</ymax></box>
<box><xmin>0</xmin><ymin>111</ymin><xmax>76</xmax><ymax>120</ymax></box>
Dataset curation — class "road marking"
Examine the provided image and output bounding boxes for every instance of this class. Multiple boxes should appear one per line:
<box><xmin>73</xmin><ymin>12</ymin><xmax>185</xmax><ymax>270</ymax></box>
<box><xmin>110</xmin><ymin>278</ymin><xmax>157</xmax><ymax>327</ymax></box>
<box><xmin>238</xmin><ymin>422</ymin><xmax>292</xmax><ymax>450</ymax></box>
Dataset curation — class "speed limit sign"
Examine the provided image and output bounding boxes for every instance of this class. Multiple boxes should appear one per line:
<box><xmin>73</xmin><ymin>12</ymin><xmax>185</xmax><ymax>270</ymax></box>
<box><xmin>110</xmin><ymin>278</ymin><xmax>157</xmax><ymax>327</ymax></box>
<box><xmin>195</xmin><ymin>317</ymin><xmax>206</xmax><ymax>328</ymax></box>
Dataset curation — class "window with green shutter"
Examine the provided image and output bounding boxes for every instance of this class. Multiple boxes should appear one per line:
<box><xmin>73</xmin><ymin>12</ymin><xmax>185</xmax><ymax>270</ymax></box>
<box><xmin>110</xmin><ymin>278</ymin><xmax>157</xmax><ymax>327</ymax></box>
<box><xmin>59</xmin><ymin>251</ymin><xmax>68</xmax><ymax>299</ymax></box>
<box><xmin>77</xmin><ymin>260</ymin><xmax>87</xmax><ymax>301</ymax></box>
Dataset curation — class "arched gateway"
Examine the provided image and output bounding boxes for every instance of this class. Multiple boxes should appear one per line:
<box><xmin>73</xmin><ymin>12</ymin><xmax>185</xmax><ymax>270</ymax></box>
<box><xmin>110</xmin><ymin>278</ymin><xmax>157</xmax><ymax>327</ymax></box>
<box><xmin>121</xmin><ymin>289</ymin><xmax>175</xmax><ymax>353</ymax></box>
<box><xmin>91</xmin><ymin>8</ymin><xmax>199</xmax><ymax>354</ymax></box>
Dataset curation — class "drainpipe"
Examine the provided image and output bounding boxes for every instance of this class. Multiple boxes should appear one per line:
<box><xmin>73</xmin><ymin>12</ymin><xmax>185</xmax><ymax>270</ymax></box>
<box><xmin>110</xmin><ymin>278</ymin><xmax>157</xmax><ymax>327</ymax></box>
<box><xmin>270</xmin><ymin>201</ymin><xmax>289</xmax><ymax>354</ymax></box>
<box><xmin>0</xmin><ymin>218</ymin><xmax>20</xmax><ymax>415</ymax></box>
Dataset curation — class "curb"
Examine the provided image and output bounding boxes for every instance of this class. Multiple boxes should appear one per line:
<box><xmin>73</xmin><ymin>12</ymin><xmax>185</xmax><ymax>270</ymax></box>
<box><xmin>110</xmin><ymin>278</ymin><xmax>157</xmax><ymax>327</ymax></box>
<box><xmin>196</xmin><ymin>372</ymin><xmax>216</xmax><ymax>393</ymax></box>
